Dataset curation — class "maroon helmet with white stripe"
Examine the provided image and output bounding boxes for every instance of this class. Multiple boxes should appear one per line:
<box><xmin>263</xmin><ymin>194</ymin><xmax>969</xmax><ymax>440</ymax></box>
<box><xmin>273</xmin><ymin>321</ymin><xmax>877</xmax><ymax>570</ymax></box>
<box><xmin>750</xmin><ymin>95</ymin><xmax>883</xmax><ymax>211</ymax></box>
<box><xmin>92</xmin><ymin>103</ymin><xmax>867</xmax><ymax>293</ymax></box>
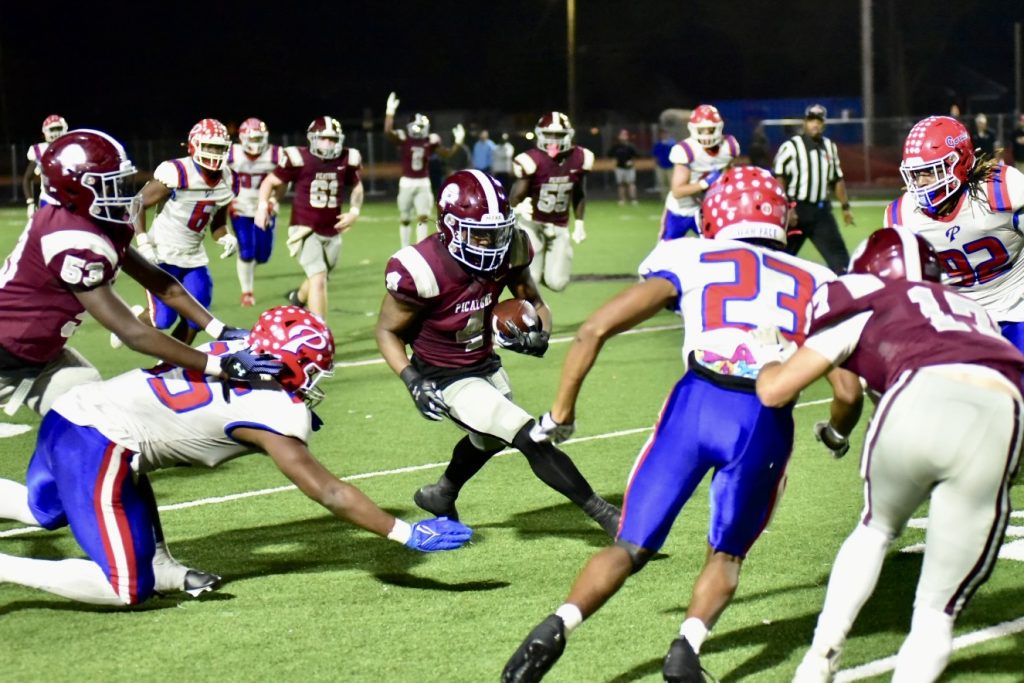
<box><xmin>535</xmin><ymin>111</ymin><xmax>574</xmax><ymax>157</ymax></box>
<box><xmin>849</xmin><ymin>227</ymin><xmax>942</xmax><ymax>283</ymax></box>
<box><xmin>436</xmin><ymin>169</ymin><xmax>516</xmax><ymax>272</ymax></box>
<box><xmin>40</xmin><ymin>129</ymin><xmax>139</xmax><ymax>224</ymax></box>
<box><xmin>307</xmin><ymin>116</ymin><xmax>344</xmax><ymax>160</ymax></box>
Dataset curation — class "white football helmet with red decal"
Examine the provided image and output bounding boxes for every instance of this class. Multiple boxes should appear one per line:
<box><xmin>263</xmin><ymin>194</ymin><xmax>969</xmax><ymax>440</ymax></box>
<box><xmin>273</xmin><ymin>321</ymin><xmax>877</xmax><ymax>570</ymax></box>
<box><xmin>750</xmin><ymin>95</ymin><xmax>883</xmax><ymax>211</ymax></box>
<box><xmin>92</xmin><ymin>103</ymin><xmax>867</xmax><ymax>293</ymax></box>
<box><xmin>307</xmin><ymin>116</ymin><xmax>344</xmax><ymax>160</ymax></box>
<box><xmin>436</xmin><ymin>169</ymin><xmax>516</xmax><ymax>273</ymax></box>
<box><xmin>239</xmin><ymin>117</ymin><xmax>269</xmax><ymax>156</ymax></box>
<box><xmin>849</xmin><ymin>227</ymin><xmax>942</xmax><ymax>283</ymax></box>
<box><xmin>688</xmin><ymin>104</ymin><xmax>724</xmax><ymax>148</ymax></box>
<box><xmin>701</xmin><ymin>166</ymin><xmax>789</xmax><ymax>245</ymax></box>
<box><xmin>247</xmin><ymin>306</ymin><xmax>335</xmax><ymax>406</ymax></box>
<box><xmin>188</xmin><ymin>118</ymin><xmax>231</xmax><ymax>171</ymax></box>
<box><xmin>42</xmin><ymin>114</ymin><xmax>68</xmax><ymax>143</ymax></box>
<box><xmin>535</xmin><ymin>112</ymin><xmax>574</xmax><ymax>157</ymax></box>
<box><xmin>899</xmin><ymin>116</ymin><xmax>975</xmax><ymax>211</ymax></box>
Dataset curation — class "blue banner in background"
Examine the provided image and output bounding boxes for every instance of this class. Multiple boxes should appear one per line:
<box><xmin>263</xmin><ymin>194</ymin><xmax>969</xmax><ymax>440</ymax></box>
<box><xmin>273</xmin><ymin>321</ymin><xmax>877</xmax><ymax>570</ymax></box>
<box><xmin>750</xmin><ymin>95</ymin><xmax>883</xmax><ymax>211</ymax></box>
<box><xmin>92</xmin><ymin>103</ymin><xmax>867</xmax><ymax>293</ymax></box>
<box><xmin>713</xmin><ymin>97</ymin><xmax>864</xmax><ymax>148</ymax></box>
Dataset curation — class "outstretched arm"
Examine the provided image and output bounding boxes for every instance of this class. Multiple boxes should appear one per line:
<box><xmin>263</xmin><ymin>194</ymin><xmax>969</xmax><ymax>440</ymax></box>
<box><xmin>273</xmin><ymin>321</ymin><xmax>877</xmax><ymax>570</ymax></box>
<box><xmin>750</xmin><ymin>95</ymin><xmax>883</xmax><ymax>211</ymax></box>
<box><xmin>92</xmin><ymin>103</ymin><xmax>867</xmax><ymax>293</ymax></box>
<box><xmin>121</xmin><ymin>249</ymin><xmax>219</xmax><ymax>332</ymax></box>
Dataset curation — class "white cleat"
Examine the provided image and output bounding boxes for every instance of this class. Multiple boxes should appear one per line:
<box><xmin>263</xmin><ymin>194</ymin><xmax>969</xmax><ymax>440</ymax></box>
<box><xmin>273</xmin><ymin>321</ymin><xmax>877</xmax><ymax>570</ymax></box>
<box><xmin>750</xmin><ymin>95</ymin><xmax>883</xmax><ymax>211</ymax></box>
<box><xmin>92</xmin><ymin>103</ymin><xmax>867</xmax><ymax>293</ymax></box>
<box><xmin>792</xmin><ymin>646</ymin><xmax>841</xmax><ymax>683</ymax></box>
<box><xmin>111</xmin><ymin>305</ymin><xmax>146</xmax><ymax>348</ymax></box>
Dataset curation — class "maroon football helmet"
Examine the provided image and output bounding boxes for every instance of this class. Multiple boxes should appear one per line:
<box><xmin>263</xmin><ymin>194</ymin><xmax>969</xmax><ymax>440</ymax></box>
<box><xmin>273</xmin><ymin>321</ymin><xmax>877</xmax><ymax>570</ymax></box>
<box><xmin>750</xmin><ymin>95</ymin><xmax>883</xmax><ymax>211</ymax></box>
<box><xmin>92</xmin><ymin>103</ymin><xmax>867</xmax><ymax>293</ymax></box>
<box><xmin>247</xmin><ymin>306</ymin><xmax>335</xmax><ymax>406</ymax></box>
<box><xmin>849</xmin><ymin>227</ymin><xmax>942</xmax><ymax>283</ymax></box>
<box><xmin>701</xmin><ymin>166</ymin><xmax>789</xmax><ymax>244</ymax></box>
<box><xmin>436</xmin><ymin>169</ymin><xmax>516</xmax><ymax>272</ymax></box>
<box><xmin>239</xmin><ymin>117</ymin><xmax>269</xmax><ymax>156</ymax></box>
<box><xmin>899</xmin><ymin>116</ymin><xmax>974</xmax><ymax>211</ymax></box>
<box><xmin>40</xmin><ymin>129</ymin><xmax>139</xmax><ymax>225</ymax></box>
<box><xmin>535</xmin><ymin>111</ymin><xmax>574</xmax><ymax>157</ymax></box>
<box><xmin>307</xmin><ymin>116</ymin><xmax>344</xmax><ymax>160</ymax></box>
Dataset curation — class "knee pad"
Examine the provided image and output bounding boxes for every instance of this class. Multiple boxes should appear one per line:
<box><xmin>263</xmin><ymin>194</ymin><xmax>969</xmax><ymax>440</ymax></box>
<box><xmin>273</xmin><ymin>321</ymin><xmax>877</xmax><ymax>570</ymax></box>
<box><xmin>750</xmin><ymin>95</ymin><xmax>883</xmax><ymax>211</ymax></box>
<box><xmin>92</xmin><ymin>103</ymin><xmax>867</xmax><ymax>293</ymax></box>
<box><xmin>614</xmin><ymin>539</ymin><xmax>654</xmax><ymax>573</ymax></box>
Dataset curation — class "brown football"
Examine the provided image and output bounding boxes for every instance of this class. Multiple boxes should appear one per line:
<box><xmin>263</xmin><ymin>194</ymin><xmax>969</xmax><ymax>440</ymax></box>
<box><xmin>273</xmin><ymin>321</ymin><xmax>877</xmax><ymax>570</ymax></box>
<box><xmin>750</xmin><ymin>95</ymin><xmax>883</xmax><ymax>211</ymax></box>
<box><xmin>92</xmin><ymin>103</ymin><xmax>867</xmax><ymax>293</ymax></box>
<box><xmin>491</xmin><ymin>298</ymin><xmax>539</xmax><ymax>336</ymax></box>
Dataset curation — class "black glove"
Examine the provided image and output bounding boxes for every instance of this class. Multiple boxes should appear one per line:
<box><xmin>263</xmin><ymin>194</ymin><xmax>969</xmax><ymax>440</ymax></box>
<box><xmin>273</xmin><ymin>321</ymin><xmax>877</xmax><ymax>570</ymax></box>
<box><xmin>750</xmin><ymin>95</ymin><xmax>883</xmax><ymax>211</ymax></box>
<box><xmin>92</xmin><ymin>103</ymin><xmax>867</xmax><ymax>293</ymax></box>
<box><xmin>221</xmin><ymin>349</ymin><xmax>283</xmax><ymax>382</ymax></box>
<box><xmin>217</xmin><ymin>326</ymin><xmax>250</xmax><ymax>342</ymax></box>
<box><xmin>813</xmin><ymin>421</ymin><xmax>850</xmax><ymax>459</ymax></box>
<box><xmin>400</xmin><ymin>366</ymin><xmax>449</xmax><ymax>421</ymax></box>
<box><xmin>495</xmin><ymin>321</ymin><xmax>550</xmax><ymax>358</ymax></box>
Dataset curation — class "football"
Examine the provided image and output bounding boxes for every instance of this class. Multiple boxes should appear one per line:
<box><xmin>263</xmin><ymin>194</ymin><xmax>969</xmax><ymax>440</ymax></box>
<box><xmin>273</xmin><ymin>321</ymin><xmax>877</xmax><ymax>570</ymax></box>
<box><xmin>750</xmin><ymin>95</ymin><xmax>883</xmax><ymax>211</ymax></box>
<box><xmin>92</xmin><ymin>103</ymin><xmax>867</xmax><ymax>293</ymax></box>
<box><xmin>491</xmin><ymin>298</ymin><xmax>539</xmax><ymax>337</ymax></box>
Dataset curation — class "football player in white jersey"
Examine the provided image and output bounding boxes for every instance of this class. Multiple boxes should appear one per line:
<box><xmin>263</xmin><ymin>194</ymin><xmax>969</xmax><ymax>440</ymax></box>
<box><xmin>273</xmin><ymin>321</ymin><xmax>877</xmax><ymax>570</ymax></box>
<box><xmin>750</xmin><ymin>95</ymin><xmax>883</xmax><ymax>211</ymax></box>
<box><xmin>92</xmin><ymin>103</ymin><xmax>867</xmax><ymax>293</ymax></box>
<box><xmin>884</xmin><ymin>115</ymin><xmax>1024</xmax><ymax>352</ymax></box>
<box><xmin>22</xmin><ymin>114</ymin><xmax>68</xmax><ymax>219</ymax></box>
<box><xmin>127</xmin><ymin>119</ymin><xmax>239</xmax><ymax>345</ymax></box>
<box><xmin>0</xmin><ymin>307</ymin><xmax>472</xmax><ymax>607</ymax></box>
<box><xmin>504</xmin><ymin>167</ymin><xmax>862</xmax><ymax>683</ymax></box>
<box><xmin>228</xmin><ymin>117</ymin><xmax>284</xmax><ymax>307</ymax></box>
<box><xmin>659</xmin><ymin>104</ymin><xmax>739</xmax><ymax>241</ymax></box>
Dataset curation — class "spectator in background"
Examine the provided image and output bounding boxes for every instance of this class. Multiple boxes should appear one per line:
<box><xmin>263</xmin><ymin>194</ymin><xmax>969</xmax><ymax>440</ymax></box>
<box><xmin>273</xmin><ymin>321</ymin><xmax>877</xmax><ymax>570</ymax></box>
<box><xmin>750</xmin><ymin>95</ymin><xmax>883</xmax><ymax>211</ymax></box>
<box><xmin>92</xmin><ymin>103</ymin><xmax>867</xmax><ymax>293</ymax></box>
<box><xmin>973</xmin><ymin>113</ymin><xmax>996</xmax><ymax>159</ymax></box>
<box><xmin>651</xmin><ymin>128</ymin><xmax>676</xmax><ymax>194</ymax></box>
<box><xmin>747</xmin><ymin>123</ymin><xmax>772</xmax><ymax>169</ymax></box>
<box><xmin>1013</xmin><ymin>114</ymin><xmax>1024</xmax><ymax>174</ymax></box>
<box><xmin>492</xmin><ymin>133</ymin><xmax>516</xmax><ymax>191</ymax></box>
<box><xmin>607</xmin><ymin>129</ymin><xmax>639</xmax><ymax>205</ymax></box>
<box><xmin>472</xmin><ymin>130</ymin><xmax>497</xmax><ymax>173</ymax></box>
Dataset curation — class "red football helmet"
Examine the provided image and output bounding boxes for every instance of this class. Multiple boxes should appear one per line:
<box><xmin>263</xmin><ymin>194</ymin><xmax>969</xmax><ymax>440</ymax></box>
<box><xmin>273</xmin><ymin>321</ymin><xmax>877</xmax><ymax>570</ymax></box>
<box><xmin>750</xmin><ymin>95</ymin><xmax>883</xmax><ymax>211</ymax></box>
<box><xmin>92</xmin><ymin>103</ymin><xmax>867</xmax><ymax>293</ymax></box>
<box><xmin>247</xmin><ymin>306</ymin><xmax>335</xmax><ymax>405</ymax></box>
<box><xmin>899</xmin><ymin>116</ymin><xmax>974</xmax><ymax>211</ymax></box>
<box><xmin>42</xmin><ymin>114</ymin><xmax>68</xmax><ymax>143</ymax></box>
<box><xmin>701</xmin><ymin>166</ymin><xmax>789</xmax><ymax>244</ymax></box>
<box><xmin>187</xmin><ymin>119</ymin><xmax>230</xmax><ymax>171</ymax></box>
<box><xmin>407</xmin><ymin>113</ymin><xmax>430</xmax><ymax>139</ymax></box>
<box><xmin>239</xmin><ymin>117</ymin><xmax>269</xmax><ymax>156</ymax></box>
<box><xmin>535</xmin><ymin>111</ymin><xmax>574</xmax><ymax>157</ymax></box>
<box><xmin>307</xmin><ymin>116</ymin><xmax>344</xmax><ymax>160</ymax></box>
<box><xmin>688</xmin><ymin>104</ymin><xmax>724</xmax><ymax>148</ymax></box>
<box><xmin>40</xmin><ymin>129</ymin><xmax>139</xmax><ymax>225</ymax></box>
<box><xmin>436</xmin><ymin>169</ymin><xmax>516</xmax><ymax>272</ymax></box>
<box><xmin>849</xmin><ymin>227</ymin><xmax>942</xmax><ymax>283</ymax></box>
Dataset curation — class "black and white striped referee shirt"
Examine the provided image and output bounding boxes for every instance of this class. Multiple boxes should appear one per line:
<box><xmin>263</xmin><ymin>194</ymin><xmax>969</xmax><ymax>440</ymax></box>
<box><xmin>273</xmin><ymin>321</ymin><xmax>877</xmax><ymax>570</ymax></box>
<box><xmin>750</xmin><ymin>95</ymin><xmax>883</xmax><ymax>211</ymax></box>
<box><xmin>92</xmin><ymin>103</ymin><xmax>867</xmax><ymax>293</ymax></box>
<box><xmin>772</xmin><ymin>134</ymin><xmax>844</xmax><ymax>203</ymax></box>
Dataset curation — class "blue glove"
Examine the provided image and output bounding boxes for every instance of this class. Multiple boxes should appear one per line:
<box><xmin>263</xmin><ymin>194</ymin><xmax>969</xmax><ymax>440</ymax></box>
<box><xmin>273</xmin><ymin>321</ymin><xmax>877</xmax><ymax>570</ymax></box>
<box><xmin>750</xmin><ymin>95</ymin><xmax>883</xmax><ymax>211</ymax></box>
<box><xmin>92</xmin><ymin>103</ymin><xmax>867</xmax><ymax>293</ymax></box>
<box><xmin>220</xmin><ymin>349</ymin><xmax>283</xmax><ymax>382</ymax></box>
<box><xmin>217</xmin><ymin>326</ymin><xmax>250</xmax><ymax>342</ymax></box>
<box><xmin>700</xmin><ymin>170</ymin><xmax>723</xmax><ymax>191</ymax></box>
<box><xmin>406</xmin><ymin>517</ymin><xmax>473</xmax><ymax>552</ymax></box>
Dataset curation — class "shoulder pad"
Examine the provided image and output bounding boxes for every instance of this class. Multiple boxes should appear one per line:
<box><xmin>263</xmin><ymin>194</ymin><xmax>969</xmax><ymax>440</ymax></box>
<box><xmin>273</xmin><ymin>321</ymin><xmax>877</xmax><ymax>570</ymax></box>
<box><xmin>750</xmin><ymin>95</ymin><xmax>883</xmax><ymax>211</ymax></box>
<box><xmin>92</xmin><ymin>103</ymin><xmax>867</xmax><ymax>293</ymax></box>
<box><xmin>513</xmin><ymin>151</ymin><xmax>537</xmax><ymax>177</ymax></box>
<box><xmin>347</xmin><ymin>148</ymin><xmax>362</xmax><ymax>167</ymax></box>
<box><xmin>580</xmin><ymin>147</ymin><xmax>595</xmax><ymax>170</ymax></box>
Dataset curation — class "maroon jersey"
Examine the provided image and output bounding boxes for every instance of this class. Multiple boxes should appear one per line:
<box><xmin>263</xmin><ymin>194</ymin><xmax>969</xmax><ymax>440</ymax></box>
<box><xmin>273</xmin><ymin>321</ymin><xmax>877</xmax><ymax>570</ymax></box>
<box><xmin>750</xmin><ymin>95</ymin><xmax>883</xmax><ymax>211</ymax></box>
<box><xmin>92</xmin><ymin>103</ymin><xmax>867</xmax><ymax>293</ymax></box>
<box><xmin>0</xmin><ymin>205</ymin><xmax>133</xmax><ymax>364</ymax></box>
<box><xmin>808</xmin><ymin>274</ymin><xmax>1024</xmax><ymax>393</ymax></box>
<box><xmin>512</xmin><ymin>146</ymin><xmax>594</xmax><ymax>226</ymax></box>
<box><xmin>273</xmin><ymin>146</ymin><xmax>362</xmax><ymax>235</ymax></box>
<box><xmin>395</xmin><ymin>131</ymin><xmax>440</xmax><ymax>179</ymax></box>
<box><xmin>384</xmin><ymin>230</ymin><xmax>533</xmax><ymax>369</ymax></box>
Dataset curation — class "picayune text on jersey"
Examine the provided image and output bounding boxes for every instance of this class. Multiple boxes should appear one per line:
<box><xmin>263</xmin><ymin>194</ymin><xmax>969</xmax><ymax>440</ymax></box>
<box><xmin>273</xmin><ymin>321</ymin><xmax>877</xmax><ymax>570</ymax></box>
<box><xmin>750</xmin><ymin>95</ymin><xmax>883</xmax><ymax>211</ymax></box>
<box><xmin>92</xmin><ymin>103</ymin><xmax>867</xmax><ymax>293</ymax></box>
<box><xmin>454</xmin><ymin>294</ymin><xmax>493</xmax><ymax>314</ymax></box>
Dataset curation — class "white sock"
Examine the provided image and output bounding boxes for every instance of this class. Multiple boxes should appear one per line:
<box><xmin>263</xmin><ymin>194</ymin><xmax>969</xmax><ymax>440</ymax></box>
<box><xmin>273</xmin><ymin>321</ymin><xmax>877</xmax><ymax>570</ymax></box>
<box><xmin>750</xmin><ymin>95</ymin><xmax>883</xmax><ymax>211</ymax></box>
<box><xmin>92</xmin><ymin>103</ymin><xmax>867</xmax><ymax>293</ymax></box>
<box><xmin>415</xmin><ymin>221</ymin><xmax>428</xmax><ymax>242</ymax></box>
<box><xmin>812</xmin><ymin>523</ymin><xmax>890</xmax><ymax>652</ymax></box>
<box><xmin>400</xmin><ymin>225</ymin><xmax>411</xmax><ymax>248</ymax></box>
<box><xmin>892</xmin><ymin>607</ymin><xmax>954</xmax><ymax>683</ymax></box>
<box><xmin>152</xmin><ymin>541</ymin><xmax>187</xmax><ymax>592</ymax></box>
<box><xmin>679</xmin><ymin>617</ymin><xmax>709</xmax><ymax>653</ymax></box>
<box><xmin>236</xmin><ymin>258</ymin><xmax>255</xmax><ymax>293</ymax></box>
<box><xmin>0</xmin><ymin>552</ymin><xmax>125</xmax><ymax>605</ymax></box>
<box><xmin>555</xmin><ymin>603</ymin><xmax>583</xmax><ymax>634</ymax></box>
<box><xmin>0</xmin><ymin>478</ymin><xmax>39</xmax><ymax>525</ymax></box>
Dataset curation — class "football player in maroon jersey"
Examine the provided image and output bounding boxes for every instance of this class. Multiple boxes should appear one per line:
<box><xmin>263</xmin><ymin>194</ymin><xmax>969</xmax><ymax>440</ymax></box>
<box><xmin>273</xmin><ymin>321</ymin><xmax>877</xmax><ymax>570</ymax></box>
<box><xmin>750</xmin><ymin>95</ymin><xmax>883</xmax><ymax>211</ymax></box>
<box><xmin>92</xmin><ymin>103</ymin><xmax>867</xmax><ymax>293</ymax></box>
<box><xmin>383</xmin><ymin>92</ymin><xmax>465</xmax><ymax>248</ymax></box>
<box><xmin>509</xmin><ymin>112</ymin><xmax>594</xmax><ymax>291</ymax></box>
<box><xmin>376</xmin><ymin>169</ymin><xmax>619</xmax><ymax>536</ymax></box>
<box><xmin>256</xmin><ymin>116</ymin><xmax>364</xmax><ymax>319</ymax></box>
<box><xmin>757</xmin><ymin>227</ymin><xmax>1024</xmax><ymax>682</ymax></box>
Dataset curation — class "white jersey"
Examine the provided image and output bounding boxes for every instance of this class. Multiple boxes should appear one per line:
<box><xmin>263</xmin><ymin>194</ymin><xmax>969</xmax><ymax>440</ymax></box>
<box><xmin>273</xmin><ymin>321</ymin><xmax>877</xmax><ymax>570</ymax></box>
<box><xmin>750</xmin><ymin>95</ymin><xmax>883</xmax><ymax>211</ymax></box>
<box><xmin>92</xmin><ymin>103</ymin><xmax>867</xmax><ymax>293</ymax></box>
<box><xmin>638</xmin><ymin>237</ymin><xmax>834</xmax><ymax>377</ymax></box>
<box><xmin>227</xmin><ymin>144</ymin><xmax>282</xmax><ymax>216</ymax></box>
<box><xmin>26</xmin><ymin>142</ymin><xmax>56</xmax><ymax>204</ymax></box>
<box><xmin>148</xmin><ymin>157</ymin><xmax>235</xmax><ymax>268</ymax></box>
<box><xmin>664</xmin><ymin>135</ymin><xmax>739</xmax><ymax>216</ymax></box>
<box><xmin>884</xmin><ymin>165</ymin><xmax>1024</xmax><ymax>321</ymax></box>
<box><xmin>53</xmin><ymin>342</ymin><xmax>312</xmax><ymax>474</ymax></box>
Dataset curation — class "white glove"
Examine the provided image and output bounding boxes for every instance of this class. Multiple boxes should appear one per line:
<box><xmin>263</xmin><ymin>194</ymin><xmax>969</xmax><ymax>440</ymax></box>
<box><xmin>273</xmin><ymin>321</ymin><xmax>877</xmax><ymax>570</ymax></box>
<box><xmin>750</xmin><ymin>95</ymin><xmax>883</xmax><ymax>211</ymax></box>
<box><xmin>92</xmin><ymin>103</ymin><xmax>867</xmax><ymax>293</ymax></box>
<box><xmin>748</xmin><ymin>325</ymin><xmax>797</xmax><ymax>365</ymax></box>
<box><xmin>217</xmin><ymin>233</ymin><xmax>238</xmax><ymax>259</ymax></box>
<box><xmin>453</xmin><ymin>124</ymin><xmax>466</xmax><ymax>146</ymax></box>
<box><xmin>529</xmin><ymin>412</ymin><xmax>576</xmax><ymax>445</ymax></box>
<box><xmin>386</xmin><ymin>91</ymin><xmax>400</xmax><ymax>116</ymax></box>
<box><xmin>25</xmin><ymin>199</ymin><xmax>36</xmax><ymax>220</ymax></box>
<box><xmin>135</xmin><ymin>233</ymin><xmax>158</xmax><ymax>263</ymax></box>
<box><xmin>572</xmin><ymin>219</ymin><xmax>587</xmax><ymax>244</ymax></box>
<box><xmin>287</xmin><ymin>226</ymin><xmax>314</xmax><ymax>258</ymax></box>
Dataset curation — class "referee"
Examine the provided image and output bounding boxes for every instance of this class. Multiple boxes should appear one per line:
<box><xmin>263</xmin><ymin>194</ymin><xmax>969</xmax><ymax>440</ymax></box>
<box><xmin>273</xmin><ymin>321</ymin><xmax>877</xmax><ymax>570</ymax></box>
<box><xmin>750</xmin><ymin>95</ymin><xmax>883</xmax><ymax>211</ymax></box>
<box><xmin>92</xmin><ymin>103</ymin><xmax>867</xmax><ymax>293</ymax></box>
<box><xmin>772</xmin><ymin>104</ymin><xmax>855</xmax><ymax>273</ymax></box>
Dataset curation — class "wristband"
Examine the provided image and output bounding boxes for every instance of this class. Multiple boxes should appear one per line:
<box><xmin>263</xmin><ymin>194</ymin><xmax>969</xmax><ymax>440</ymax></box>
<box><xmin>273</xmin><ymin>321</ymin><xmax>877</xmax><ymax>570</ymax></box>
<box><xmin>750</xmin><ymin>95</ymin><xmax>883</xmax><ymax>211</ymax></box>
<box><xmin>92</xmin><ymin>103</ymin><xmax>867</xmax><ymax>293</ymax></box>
<box><xmin>204</xmin><ymin>354</ymin><xmax>222</xmax><ymax>377</ymax></box>
<box><xmin>399</xmin><ymin>365</ymin><xmax>420</xmax><ymax>387</ymax></box>
<box><xmin>699</xmin><ymin>179</ymin><xmax>709</xmax><ymax>191</ymax></box>
<box><xmin>204</xmin><ymin>318</ymin><xmax>226</xmax><ymax>339</ymax></box>
<box><xmin>841</xmin><ymin>202</ymin><xmax>851</xmax><ymax>210</ymax></box>
<box><xmin>348</xmin><ymin>206</ymin><xmax>361</xmax><ymax>217</ymax></box>
<box><xmin>574</xmin><ymin>219</ymin><xmax>585</xmax><ymax>230</ymax></box>
<box><xmin>136</xmin><ymin>232</ymin><xmax>152</xmax><ymax>245</ymax></box>
<box><xmin>25</xmin><ymin>198</ymin><xmax>34</xmax><ymax>205</ymax></box>
<box><xmin>387</xmin><ymin>518</ymin><xmax>412</xmax><ymax>544</ymax></box>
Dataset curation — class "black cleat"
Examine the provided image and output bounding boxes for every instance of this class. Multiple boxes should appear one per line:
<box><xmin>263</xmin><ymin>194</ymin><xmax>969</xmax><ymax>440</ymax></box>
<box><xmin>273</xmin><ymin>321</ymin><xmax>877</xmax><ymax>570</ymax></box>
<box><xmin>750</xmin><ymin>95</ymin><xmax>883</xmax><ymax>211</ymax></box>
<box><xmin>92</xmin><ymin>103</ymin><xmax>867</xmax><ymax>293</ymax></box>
<box><xmin>582</xmin><ymin>495</ymin><xmax>621</xmax><ymax>538</ymax></box>
<box><xmin>503</xmin><ymin>615</ymin><xmax>566</xmax><ymax>683</ymax></box>
<box><xmin>182</xmin><ymin>569</ymin><xmax>223</xmax><ymax>598</ymax></box>
<box><xmin>285</xmin><ymin>289</ymin><xmax>304</xmax><ymax>308</ymax></box>
<box><xmin>413</xmin><ymin>483</ymin><xmax>459</xmax><ymax>521</ymax></box>
<box><xmin>663</xmin><ymin>637</ymin><xmax>711</xmax><ymax>683</ymax></box>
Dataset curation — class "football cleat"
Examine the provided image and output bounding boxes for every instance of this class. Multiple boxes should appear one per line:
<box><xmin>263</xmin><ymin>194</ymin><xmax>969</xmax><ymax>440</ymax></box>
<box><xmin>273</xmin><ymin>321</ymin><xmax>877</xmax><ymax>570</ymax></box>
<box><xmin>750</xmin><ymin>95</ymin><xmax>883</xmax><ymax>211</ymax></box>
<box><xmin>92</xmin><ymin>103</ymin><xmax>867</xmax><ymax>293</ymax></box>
<box><xmin>182</xmin><ymin>569</ymin><xmax>223</xmax><ymax>598</ymax></box>
<box><xmin>792</xmin><ymin>646</ymin><xmax>841</xmax><ymax>683</ymax></box>
<box><xmin>582</xmin><ymin>494</ymin><xmax>621</xmax><ymax>538</ymax></box>
<box><xmin>111</xmin><ymin>305</ymin><xmax>146</xmax><ymax>348</ymax></box>
<box><xmin>502</xmin><ymin>614</ymin><xmax>567</xmax><ymax>683</ymax></box>
<box><xmin>240</xmin><ymin>292</ymin><xmax>256</xmax><ymax>307</ymax></box>
<box><xmin>413</xmin><ymin>483</ymin><xmax>459</xmax><ymax>521</ymax></box>
<box><xmin>663</xmin><ymin>637</ymin><xmax>714</xmax><ymax>683</ymax></box>
<box><xmin>285</xmin><ymin>289</ymin><xmax>304</xmax><ymax>308</ymax></box>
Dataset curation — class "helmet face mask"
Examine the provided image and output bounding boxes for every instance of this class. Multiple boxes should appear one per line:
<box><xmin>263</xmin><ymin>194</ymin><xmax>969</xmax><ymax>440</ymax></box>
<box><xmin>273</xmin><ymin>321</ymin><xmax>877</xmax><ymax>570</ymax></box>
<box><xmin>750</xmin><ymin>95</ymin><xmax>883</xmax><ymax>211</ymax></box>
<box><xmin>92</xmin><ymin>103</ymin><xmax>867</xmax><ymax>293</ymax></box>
<box><xmin>688</xmin><ymin>104</ymin><xmax>724</xmax><ymax>148</ymax></box>
<box><xmin>535</xmin><ymin>112</ymin><xmax>574</xmax><ymax>158</ymax></box>
<box><xmin>239</xmin><ymin>117</ymin><xmax>269</xmax><ymax>156</ymax></box>
<box><xmin>407</xmin><ymin>114</ymin><xmax>430</xmax><ymax>139</ymax></box>
<box><xmin>437</xmin><ymin>170</ymin><xmax>516</xmax><ymax>273</ymax></box>
<box><xmin>41</xmin><ymin>129</ymin><xmax>139</xmax><ymax>225</ymax></box>
<box><xmin>899</xmin><ymin>116</ymin><xmax>974</xmax><ymax>211</ymax></box>
<box><xmin>246</xmin><ymin>306</ymin><xmax>335</xmax><ymax>407</ymax></box>
<box><xmin>849</xmin><ymin>227</ymin><xmax>942</xmax><ymax>283</ymax></box>
<box><xmin>307</xmin><ymin>117</ymin><xmax>344</xmax><ymax>160</ymax></box>
<box><xmin>188</xmin><ymin>119</ymin><xmax>230</xmax><ymax>172</ymax></box>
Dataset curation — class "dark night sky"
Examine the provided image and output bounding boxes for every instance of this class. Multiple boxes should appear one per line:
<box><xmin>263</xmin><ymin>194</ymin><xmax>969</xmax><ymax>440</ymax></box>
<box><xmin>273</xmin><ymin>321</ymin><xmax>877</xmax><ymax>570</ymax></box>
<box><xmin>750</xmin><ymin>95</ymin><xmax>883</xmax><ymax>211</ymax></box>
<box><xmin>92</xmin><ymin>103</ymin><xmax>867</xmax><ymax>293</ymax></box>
<box><xmin>1</xmin><ymin>0</ymin><xmax>1021</xmax><ymax>143</ymax></box>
